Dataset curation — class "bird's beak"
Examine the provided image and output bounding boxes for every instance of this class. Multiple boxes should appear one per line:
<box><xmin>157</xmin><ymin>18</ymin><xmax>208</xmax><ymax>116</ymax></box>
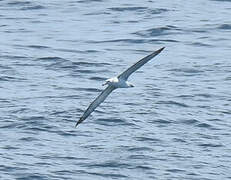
<box><xmin>102</xmin><ymin>82</ymin><xmax>107</xmax><ymax>86</ymax></box>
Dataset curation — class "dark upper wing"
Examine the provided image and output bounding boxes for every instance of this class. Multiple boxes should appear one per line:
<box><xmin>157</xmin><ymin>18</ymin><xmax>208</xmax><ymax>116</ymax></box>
<box><xmin>75</xmin><ymin>85</ymin><xmax>116</xmax><ymax>127</ymax></box>
<box><xmin>118</xmin><ymin>47</ymin><xmax>165</xmax><ymax>80</ymax></box>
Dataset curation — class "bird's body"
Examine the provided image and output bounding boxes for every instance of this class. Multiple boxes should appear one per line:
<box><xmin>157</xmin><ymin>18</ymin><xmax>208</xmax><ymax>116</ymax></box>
<box><xmin>75</xmin><ymin>47</ymin><xmax>165</xmax><ymax>127</ymax></box>
<box><xmin>104</xmin><ymin>77</ymin><xmax>133</xmax><ymax>88</ymax></box>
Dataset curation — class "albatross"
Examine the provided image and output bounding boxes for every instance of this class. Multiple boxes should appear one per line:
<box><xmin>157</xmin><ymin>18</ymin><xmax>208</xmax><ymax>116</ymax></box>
<box><xmin>75</xmin><ymin>47</ymin><xmax>165</xmax><ymax>127</ymax></box>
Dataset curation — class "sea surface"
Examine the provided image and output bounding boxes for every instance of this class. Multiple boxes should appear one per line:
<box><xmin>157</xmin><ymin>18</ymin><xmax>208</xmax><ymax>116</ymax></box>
<box><xmin>0</xmin><ymin>0</ymin><xmax>231</xmax><ymax>179</ymax></box>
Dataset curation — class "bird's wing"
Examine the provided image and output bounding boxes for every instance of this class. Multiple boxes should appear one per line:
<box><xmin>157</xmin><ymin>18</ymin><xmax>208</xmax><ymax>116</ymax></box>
<box><xmin>75</xmin><ymin>85</ymin><xmax>116</xmax><ymax>127</ymax></box>
<box><xmin>118</xmin><ymin>47</ymin><xmax>165</xmax><ymax>80</ymax></box>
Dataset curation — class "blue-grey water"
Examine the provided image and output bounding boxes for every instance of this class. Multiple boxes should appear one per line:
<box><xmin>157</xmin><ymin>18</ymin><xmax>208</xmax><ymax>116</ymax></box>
<box><xmin>1</xmin><ymin>0</ymin><xmax>231</xmax><ymax>179</ymax></box>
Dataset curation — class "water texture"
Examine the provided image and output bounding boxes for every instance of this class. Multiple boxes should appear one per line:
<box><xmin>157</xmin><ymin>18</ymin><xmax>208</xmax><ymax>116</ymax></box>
<box><xmin>0</xmin><ymin>0</ymin><xmax>231</xmax><ymax>179</ymax></box>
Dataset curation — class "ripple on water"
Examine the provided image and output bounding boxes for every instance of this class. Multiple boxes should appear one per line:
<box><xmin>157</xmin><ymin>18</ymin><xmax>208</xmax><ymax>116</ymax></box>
<box><xmin>156</xmin><ymin>100</ymin><xmax>190</xmax><ymax>108</ymax></box>
<box><xmin>198</xmin><ymin>143</ymin><xmax>223</xmax><ymax>148</ymax></box>
<box><xmin>218</xmin><ymin>24</ymin><xmax>231</xmax><ymax>30</ymax></box>
<box><xmin>190</xmin><ymin>42</ymin><xmax>213</xmax><ymax>47</ymax></box>
<box><xmin>36</xmin><ymin>56</ymin><xmax>69</xmax><ymax>67</ymax></box>
<box><xmin>77</xmin><ymin>0</ymin><xmax>104</xmax><ymax>3</ymax></box>
<box><xmin>133</xmin><ymin>25</ymin><xmax>181</xmax><ymax>37</ymax></box>
<box><xmin>180</xmin><ymin>119</ymin><xmax>199</xmax><ymax>125</ymax></box>
<box><xmin>167</xmin><ymin>68</ymin><xmax>204</xmax><ymax>75</ymax></box>
<box><xmin>89</xmin><ymin>76</ymin><xmax>106</xmax><ymax>81</ymax></box>
<box><xmin>128</xmin><ymin>146</ymin><xmax>153</xmax><ymax>152</ymax></box>
<box><xmin>21</xmin><ymin>5</ymin><xmax>45</xmax><ymax>10</ymax></box>
<box><xmin>36</xmin><ymin>57</ymin><xmax>111</xmax><ymax>75</ymax></box>
<box><xmin>108</xmin><ymin>6</ymin><xmax>169</xmax><ymax>15</ymax></box>
<box><xmin>108</xmin><ymin>7</ymin><xmax>147</xmax><ymax>12</ymax></box>
<box><xmin>196</xmin><ymin>122</ymin><xmax>212</xmax><ymax>129</ymax></box>
<box><xmin>0</xmin><ymin>75</ymin><xmax>26</xmax><ymax>82</ymax></box>
<box><xmin>87</xmin><ymin>38</ymin><xmax>178</xmax><ymax>44</ymax></box>
<box><xmin>75</xmin><ymin>87</ymin><xmax>102</xmax><ymax>92</ymax></box>
<box><xmin>86</xmin><ymin>161</ymin><xmax>130</xmax><ymax>168</ymax></box>
<box><xmin>135</xmin><ymin>136</ymin><xmax>162</xmax><ymax>144</ymax></box>
<box><xmin>27</xmin><ymin>45</ymin><xmax>50</xmax><ymax>49</ymax></box>
<box><xmin>7</xmin><ymin>1</ymin><xmax>32</xmax><ymax>6</ymax></box>
<box><xmin>150</xmin><ymin>119</ymin><xmax>172</xmax><ymax>127</ymax></box>
<box><xmin>96</xmin><ymin>118</ymin><xmax>125</xmax><ymax>126</ymax></box>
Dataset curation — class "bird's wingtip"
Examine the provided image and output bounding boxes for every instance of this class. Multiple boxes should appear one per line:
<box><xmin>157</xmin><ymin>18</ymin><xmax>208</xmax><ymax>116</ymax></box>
<box><xmin>152</xmin><ymin>47</ymin><xmax>165</xmax><ymax>55</ymax></box>
<box><xmin>75</xmin><ymin>117</ymin><xmax>83</xmax><ymax>128</ymax></box>
<box><xmin>158</xmin><ymin>47</ymin><xmax>165</xmax><ymax>52</ymax></box>
<box><xmin>75</xmin><ymin>122</ymin><xmax>79</xmax><ymax>128</ymax></box>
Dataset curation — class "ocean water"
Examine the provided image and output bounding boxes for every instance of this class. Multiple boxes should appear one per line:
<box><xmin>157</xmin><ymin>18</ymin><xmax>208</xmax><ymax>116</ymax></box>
<box><xmin>0</xmin><ymin>0</ymin><xmax>231</xmax><ymax>179</ymax></box>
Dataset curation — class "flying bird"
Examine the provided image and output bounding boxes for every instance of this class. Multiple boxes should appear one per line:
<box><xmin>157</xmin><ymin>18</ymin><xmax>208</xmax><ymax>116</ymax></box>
<box><xmin>75</xmin><ymin>47</ymin><xmax>165</xmax><ymax>127</ymax></box>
